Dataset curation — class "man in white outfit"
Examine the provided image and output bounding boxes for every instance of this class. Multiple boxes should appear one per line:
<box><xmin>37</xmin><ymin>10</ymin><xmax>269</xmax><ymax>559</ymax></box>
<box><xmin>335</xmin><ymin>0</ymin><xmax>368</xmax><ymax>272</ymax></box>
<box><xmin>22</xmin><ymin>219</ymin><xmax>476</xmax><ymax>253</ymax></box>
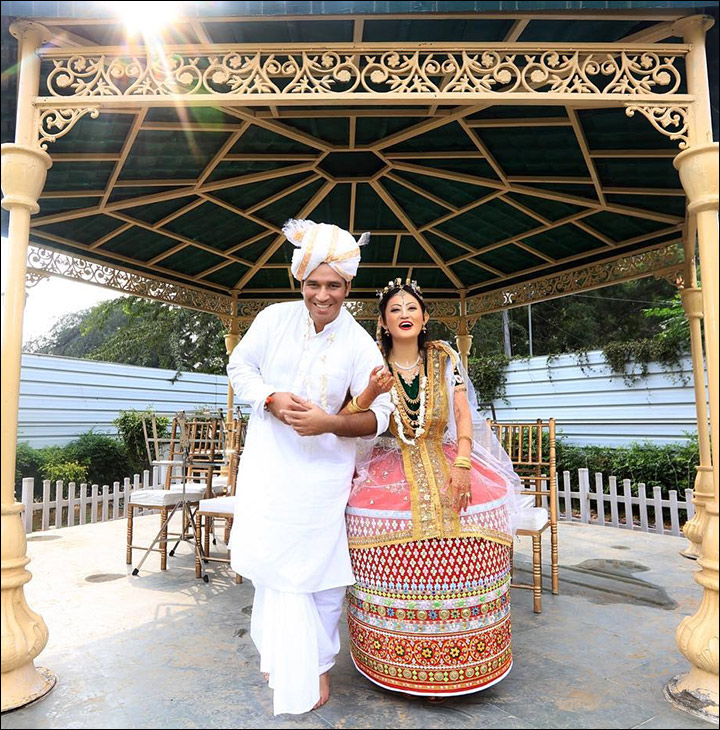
<box><xmin>227</xmin><ymin>219</ymin><xmax>393</xmax><ymax>715</ymax></box>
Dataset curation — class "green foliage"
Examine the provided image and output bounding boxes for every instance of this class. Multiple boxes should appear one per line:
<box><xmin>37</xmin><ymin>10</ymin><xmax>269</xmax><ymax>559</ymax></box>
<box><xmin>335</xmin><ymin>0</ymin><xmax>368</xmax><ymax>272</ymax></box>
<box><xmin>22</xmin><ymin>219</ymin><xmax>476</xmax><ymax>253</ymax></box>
<box><xmin>114</xmin><ymin>409</ymin><xmax>170</xmax><ymax>472</ymax></box>
<box><xmin>25</xmin><ymin>297</ymin><xmax>228</xmax><ymax>374</ymax></box>
<box><xmin>467</xmin><ymin>354</ymin><xmax>511</xmax><ymax>403</ymax></box>
<box><xmin>62</xmin><ymin>431</ymin><xmax>134</xmax><ymax>487</ymax></box>
<box><xmin>556</xmin><ymin>437</ymin><xmax>699</xmax><ymax>498</ymax></box>
<box><xmin>602</xmin><ymin>337</ymin><xmax>688</xmax><ymax>385</ymax></box>
<box><xmin>15</xmin><ymin>442</ymin><xmax>44</xmax><ymax>492</ymax></box>
<box><xmin>40</xmin><ymin>460</ymin><xmax>89</xmax><ymax>485</ymax></box>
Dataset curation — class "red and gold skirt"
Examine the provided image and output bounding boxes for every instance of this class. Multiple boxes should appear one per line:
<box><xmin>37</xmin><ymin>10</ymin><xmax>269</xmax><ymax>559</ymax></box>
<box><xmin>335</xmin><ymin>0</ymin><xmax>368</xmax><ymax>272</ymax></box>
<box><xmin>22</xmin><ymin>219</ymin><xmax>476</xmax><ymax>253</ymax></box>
<box><xmin>347</xmin><ymin>536</ymin><xmax>512</xmax><ymax>696</ymax></box>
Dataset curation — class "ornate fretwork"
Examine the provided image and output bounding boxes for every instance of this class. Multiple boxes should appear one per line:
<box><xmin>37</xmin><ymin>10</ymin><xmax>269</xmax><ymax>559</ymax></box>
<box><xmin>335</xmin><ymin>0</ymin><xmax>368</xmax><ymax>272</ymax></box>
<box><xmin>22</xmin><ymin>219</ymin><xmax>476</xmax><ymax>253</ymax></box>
<box><xmin>42</xmin><ymin>47</ymin><xmax>686</xmax><ymax>100</ymax></box>
<box><xmin>426</xmin><ymin>301</ymin><xmax>461</xmax><ymax>322</ymax></box>
<box><xmin>625</xmin><ymin>103</ymin><xmax>690</xmax><ymax>149</ymax></box>
<box><xmin>26</xmin><ymin>245</ymin><xmax>233</xmax><ymax>316</ymax></box>
<box><xmin>37</xmin><ymin>106</ymin><xmax>99</xmax><ymax>149</ymax></box>
<box><xmin>237</xmin><ymin>300</ymin><xmax>275</xmax><ymax>319</ymax></box>
<box><xmin>25</xmin><ymin>271</ymin><xmax>50</xmax><ymax>288</ymax></box>
<box><xmin>467</xmin><ymin>243</ymin><xmax>685</xmax><ymax>316</ymax></box>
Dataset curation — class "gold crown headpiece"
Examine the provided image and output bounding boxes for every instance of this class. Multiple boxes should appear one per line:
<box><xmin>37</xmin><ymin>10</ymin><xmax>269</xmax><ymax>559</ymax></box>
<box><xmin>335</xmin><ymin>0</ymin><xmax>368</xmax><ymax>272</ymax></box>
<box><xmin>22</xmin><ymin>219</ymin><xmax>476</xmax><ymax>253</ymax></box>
<box><xmin>376</xmin><ymin>277</ymin><xmax>424</xmax><ymax>301</ymax></box>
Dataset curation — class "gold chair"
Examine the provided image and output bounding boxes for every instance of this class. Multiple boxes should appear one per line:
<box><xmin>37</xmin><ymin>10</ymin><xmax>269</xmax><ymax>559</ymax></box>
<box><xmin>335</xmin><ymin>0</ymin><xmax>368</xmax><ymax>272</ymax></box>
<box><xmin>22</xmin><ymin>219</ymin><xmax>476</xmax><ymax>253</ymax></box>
<box><xmin>194</xmin><ymin>414</ymin><xmax>246</xmax><ymax>583</ymax></box>
<box><xmin>490</xmin><ymin>418</ymin><xmax>558</xmax><ymax>613</ymax></box>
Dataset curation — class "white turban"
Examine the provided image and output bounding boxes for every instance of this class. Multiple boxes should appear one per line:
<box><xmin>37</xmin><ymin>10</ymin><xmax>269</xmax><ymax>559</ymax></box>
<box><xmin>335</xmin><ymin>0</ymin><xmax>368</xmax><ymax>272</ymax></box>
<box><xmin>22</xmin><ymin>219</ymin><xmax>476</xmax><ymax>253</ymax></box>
<box><xmin>283</xmin><ymin>219</ymin><xmax>370</xmax><ymax>282</ymax></box>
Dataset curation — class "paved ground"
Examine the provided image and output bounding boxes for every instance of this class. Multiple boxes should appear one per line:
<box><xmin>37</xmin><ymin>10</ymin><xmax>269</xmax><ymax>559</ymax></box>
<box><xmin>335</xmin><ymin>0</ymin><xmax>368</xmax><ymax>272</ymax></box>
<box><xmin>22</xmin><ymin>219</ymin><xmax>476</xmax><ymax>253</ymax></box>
<box><xmin>2</xmin><ymin>515</ymin><xmax>716</xmax><ymax>729</ymax></box>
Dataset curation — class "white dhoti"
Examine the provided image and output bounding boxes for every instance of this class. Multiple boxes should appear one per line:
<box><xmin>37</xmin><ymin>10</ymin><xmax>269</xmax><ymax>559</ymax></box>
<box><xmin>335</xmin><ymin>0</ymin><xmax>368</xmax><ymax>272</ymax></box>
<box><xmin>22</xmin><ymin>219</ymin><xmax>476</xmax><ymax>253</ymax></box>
<box><xmin>251</xmin><ymin>583</ymin><xmax>346</xmax><ymax>715</ymax></box>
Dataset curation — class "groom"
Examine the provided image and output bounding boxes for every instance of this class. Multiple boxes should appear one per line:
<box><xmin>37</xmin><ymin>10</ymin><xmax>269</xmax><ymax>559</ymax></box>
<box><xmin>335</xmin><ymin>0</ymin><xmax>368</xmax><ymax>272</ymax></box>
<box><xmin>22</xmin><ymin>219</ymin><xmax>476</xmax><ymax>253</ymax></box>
<box><xmin>227</xmin><ymin>219</ymin><xmax>393</xmax><ymax>715</ymax></box>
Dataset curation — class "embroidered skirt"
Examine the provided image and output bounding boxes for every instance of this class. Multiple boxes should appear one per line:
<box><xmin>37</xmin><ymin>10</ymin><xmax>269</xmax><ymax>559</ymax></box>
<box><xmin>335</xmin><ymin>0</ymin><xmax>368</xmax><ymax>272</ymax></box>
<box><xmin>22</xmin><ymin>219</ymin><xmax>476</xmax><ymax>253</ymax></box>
<box><xmin>347</xmin><ymin>536</ymin><xmax>512</xmax><ymax>696</ymax></box>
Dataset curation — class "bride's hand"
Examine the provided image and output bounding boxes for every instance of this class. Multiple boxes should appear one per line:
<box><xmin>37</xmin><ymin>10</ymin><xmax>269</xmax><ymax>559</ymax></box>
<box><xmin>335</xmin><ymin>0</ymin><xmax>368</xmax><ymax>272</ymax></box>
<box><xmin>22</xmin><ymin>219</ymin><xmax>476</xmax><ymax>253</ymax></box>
<box><xmin>365</xmin><ymin>365</ymin><xmax>393</xmax><ymax>400</ymax></box>
<box><xmin>447</xmin><ymin>467</ymin><xmax>472</xmax><ymax>514</ymax></box>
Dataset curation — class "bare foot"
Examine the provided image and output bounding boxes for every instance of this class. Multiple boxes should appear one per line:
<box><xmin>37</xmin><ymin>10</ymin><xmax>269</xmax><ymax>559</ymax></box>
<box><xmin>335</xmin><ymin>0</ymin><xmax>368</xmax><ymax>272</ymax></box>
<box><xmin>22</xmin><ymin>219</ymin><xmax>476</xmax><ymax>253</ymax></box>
<box><xmin>312</xmin><ymin>672</ymin><xmax>330</xmax><ymax>710</ymax></box>
<box><xmin>262</xmin><ymin>672</ymin><xmax>269</xmax><ymax>683</ymax></box>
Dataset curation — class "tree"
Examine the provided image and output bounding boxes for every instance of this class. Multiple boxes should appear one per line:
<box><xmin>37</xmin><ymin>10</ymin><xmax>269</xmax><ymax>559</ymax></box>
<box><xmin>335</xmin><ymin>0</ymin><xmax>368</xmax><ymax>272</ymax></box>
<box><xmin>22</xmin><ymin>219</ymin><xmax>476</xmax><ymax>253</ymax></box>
<box><xmin>25</xmin><ymin>296</ymin><xmax>228</xmax><ymax>374</ymax></box>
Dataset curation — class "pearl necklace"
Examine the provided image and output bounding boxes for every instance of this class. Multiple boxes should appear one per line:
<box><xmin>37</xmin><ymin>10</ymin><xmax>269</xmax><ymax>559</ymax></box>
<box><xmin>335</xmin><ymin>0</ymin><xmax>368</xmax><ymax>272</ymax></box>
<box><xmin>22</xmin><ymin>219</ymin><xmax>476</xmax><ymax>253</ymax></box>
<box><xmin>390</xmin><ymin>354</ymin><xmax>422</xmax><ymax>370</ymax></box>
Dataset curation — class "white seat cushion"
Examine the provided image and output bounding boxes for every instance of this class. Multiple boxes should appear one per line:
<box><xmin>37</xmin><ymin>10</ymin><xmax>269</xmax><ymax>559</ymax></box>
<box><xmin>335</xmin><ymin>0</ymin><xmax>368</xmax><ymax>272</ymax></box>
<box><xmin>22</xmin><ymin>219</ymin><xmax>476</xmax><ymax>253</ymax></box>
<box><xmin>212</xmin><ymin>475</ymin><xmax>229</xmax><ymax>488</ymax></box>
<box><xmin>129</xmin><ymin>487</ymin><xmax>205</xmax><ymax>507</ymax></box>
<box><xmin>516</xmin><ymin>507</ymin><xmax>549</xmax><ymax>532</ymax></box>
<box><xmin>518</xmin><ymin>493</ymin><xmax>536</xmax><ymax>510</ymax></box>
<box><xmin>198</xmin><ymin>495</ymin><xmax>236</xmax><ymax>515</ymax></box>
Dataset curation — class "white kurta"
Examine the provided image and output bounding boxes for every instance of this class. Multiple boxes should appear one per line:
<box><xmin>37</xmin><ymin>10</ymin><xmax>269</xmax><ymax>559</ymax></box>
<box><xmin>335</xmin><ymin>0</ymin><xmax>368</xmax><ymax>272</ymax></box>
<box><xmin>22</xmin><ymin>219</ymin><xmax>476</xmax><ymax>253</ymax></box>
<box><xmin>228</xmin><ymin>301</ymin><xmax>392</xmax><ymax>593</ymax></box>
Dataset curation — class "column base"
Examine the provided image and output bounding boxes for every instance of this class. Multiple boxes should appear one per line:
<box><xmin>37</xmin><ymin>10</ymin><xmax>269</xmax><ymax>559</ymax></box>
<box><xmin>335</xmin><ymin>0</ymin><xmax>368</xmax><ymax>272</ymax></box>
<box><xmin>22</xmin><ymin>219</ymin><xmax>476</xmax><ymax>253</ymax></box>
<box><xmin>664</xmin><ymin>671</ymin><xmax>719</xmax><ymax>723</ymax></box>
<box><xmin>679</xmin><ymin>546</ymin><xmax>700</xmax><ymax>560</ymax></box>
<box><xmin>1</xmin><ymin>663</ymin><xmax>56</xmax><ymax>713</ymax></box>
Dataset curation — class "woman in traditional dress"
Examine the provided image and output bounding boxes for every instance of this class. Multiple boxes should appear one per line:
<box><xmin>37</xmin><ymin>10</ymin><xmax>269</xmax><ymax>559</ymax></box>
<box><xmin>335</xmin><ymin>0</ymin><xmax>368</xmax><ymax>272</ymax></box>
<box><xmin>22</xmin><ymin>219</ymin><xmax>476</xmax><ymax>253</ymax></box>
<box><xmin>344</xmin><ymin>277</ymin><xmax>520</xmax><ymax>698</ymax></box>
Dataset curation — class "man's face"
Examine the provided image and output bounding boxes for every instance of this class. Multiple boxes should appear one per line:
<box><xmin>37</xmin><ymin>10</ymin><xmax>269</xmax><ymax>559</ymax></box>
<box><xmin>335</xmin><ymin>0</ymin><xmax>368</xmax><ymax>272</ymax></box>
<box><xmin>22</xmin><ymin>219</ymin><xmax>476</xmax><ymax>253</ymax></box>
<box><xmin>301</xmin><ymin>263</ymin><xmax>351</xmax><ymax>331</ymax></box>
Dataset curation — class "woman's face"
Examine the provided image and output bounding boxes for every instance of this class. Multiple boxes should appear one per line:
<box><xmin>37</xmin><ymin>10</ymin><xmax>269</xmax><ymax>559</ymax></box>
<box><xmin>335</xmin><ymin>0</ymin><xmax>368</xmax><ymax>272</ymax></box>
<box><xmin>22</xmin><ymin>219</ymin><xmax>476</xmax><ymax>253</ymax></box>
<box><xmin>382</xmin><ymin>289</ymin><xmax>428</xmax><ymax>343</ymax></box>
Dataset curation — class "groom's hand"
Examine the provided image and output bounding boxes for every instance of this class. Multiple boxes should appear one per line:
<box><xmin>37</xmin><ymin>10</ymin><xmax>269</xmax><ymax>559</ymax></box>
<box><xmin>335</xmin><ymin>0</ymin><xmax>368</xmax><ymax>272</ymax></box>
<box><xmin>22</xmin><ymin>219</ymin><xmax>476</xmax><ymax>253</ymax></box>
<box><xmin>282</xmin><ymin>398</ymin><xmax>332</xmax><ymax>436</ymax></box>
<box><xmin>267</xmin><ymin>392</ymin><xmax>308</xmax><ymax>424</ymax></box>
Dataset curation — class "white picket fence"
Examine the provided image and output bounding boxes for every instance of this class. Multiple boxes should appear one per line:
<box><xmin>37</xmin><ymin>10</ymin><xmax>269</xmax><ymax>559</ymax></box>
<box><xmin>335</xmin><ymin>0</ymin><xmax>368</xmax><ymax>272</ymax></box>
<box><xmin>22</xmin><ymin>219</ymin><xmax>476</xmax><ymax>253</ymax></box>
<box><xmin>20</xmin><ymin>468</ymin><xmax>161</xmax><ymax>534</ymax></box>
<box><xmin>556</xmin><ymin>468</ymin><xmax>695</xmax><ymax>536</ymax></box>
<box><xmin>20</xmin><ymin>467</ymin><xmax>694</xmax><ymax>537</ymax></box>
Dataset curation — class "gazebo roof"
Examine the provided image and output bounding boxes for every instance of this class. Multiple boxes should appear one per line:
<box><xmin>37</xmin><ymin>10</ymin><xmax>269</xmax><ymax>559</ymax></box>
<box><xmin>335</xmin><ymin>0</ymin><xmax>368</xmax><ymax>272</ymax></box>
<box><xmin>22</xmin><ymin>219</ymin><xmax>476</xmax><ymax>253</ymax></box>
<box><xmin>1</xmin><ymin>2</ymin><xmax>717</xmax><ymax>317</ymax></box>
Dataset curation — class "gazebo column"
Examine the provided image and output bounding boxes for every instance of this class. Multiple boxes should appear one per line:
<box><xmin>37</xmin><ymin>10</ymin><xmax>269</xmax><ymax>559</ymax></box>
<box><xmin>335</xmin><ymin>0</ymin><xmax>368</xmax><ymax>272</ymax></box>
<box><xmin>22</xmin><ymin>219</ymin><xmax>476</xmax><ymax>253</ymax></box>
<box><xmin>0</xmin><ymin>21</ymin><xmax>55</xmax><ymax>713</ymax></box>
<box><xmin>455</xmin><ymin>296</ymin><xmax>473</xmax><ymax>372</ymax></box>
<box><xmin>679</xmin><ymin>281</ymin><xmax>712</xmax><ymax>561</ymax></box>
<box><xmin>665</xmin><ymin>14</ymin><xmax>719</xmax><ymax>721</ymax></box>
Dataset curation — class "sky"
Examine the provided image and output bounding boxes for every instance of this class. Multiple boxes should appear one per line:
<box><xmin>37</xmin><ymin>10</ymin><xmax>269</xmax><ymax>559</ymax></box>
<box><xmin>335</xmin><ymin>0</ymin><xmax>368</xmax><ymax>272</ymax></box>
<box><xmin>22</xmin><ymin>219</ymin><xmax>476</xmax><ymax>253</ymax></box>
<box><xmin>1</xmin><ymin>238</ymin><xmax>123</xmax><ymax>345</ymax></box>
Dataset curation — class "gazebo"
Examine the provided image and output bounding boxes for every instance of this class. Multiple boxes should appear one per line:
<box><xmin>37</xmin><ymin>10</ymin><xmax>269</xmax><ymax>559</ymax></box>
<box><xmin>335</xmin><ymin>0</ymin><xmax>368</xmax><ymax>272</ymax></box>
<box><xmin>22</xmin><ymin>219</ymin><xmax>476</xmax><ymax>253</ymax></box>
<box><xmin>1</xmin><ymin>1</ymin><xmax>717</xmax><ymax>721</ymax></box>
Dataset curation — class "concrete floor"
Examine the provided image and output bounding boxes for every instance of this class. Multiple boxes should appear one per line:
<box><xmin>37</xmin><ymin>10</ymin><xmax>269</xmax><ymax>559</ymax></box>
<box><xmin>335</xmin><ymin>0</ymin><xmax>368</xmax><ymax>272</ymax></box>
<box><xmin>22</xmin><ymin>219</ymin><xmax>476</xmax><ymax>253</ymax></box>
<box><xmin>2</xmin><ymin>515</ymin><xmax>716</xmax><ymax>729</ymax></box>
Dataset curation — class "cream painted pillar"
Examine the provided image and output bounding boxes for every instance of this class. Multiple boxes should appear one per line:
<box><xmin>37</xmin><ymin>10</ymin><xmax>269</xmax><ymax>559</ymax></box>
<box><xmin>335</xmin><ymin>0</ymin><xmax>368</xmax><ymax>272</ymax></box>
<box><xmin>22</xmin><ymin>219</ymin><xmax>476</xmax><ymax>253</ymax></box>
<box><xmin>221</xmin><ymin>321</ymin><xmax>241</xmax><ymax>474</ymax></box>
<box><xmin>679</xmin><ymin>284</ymin><xmax>713</xmax><ymax>560</ymax></box>
<box><xmin>455</xmin><ymin>296</ymin><xmax>473</xmax><ymax>372</ymax></box>
<box><xmin>665</xmin><ymin>14</ymin><xmax>719</xmax><ymax>722</ymax></box>
<box><xmin>0</xmin><ymin>22</ymin><xmax>56</xmax><ymax>713</ymax></box>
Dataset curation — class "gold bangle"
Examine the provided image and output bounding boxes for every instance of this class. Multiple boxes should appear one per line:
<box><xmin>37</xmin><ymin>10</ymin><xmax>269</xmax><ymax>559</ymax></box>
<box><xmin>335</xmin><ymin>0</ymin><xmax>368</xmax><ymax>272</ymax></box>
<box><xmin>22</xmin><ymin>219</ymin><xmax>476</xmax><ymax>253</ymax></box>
<box><xmin>453</xmin><ymin>461</ymin><xmax>472</xmax><ymax>470</ymax></box>
<box><xmin>458</xmin><ymin>435</ymin><xmax>473</xmax><ymax>446</ymax></box>
<box><xmin>453</xmin><ymin>457</ymin><xmax>472</xmax><ymax>469</ymax></box>
<box><xmin>351</xmin><ymin>396</ymin><xmax>370</xmax><ymax>413</ymax></box>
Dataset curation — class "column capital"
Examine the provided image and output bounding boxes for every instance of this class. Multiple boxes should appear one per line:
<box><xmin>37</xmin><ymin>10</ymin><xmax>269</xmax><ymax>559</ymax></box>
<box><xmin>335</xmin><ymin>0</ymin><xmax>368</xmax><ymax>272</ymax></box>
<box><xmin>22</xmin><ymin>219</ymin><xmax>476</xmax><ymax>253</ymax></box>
<box><xmin>674</xmin><ymin>143</ymin><xmax>719</xmax><ymax>215</ymax></box>
<box><xmin>1</xmin><ymin>144</ymin><xmax>52</xmax><ymax>214</ymax></box>
<box><xmin>680</xmin><ymin>287</ymin><xmax>704</xmax><ymax>319</ymax></box>
<box><xmin>9</xmin><ymin>21</ymin><xmax>52</xmax><ymax>45</ymax></box>
<box><xmin>672</xmin><ymin>14</ymin><xmax>715</xmax><ymax>41</ymax></box>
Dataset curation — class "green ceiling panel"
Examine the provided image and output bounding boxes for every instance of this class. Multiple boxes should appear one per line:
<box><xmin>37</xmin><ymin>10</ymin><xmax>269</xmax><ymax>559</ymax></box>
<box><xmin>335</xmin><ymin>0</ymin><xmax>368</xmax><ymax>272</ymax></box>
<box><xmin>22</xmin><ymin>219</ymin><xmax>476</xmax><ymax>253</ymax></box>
<box><xmin>595</xmin><ymin>158</ymin><xmax>682</xmax><ymax>190</ymax></box>
<box><xmin>119</xmin><ymin>131</ymin><xmax>231</xmax><ymax>180</ymax></box>
<box><xmin>208</xmin><ymin>171</ymin><xmax>313</xmax><ymax>209</ymax></box>
<box><xmin>386</xmin><ymin>121</ymin><xmax>480</xmax><ymax>153</ymax></box>
<box><xmin>402</xmin><ymin>157</ymin><xmax>500</xmax><ymax>182</ymax></box>
<box><xmin>43</xmin><ymin>162</ymin><xmax>114</xmax><ymax>192</ymax></box>
<box><xmin>206</xmin><ymin>160</ymin><xmax>299</xmax><ymax>184</ymax></box>
<box><xmin>397</xmin><ymin>236</ymin><xmax>434</xmax><ymax>264</ymax></box>
<box><xmin>523</xmin><ymin>224</ymin><xmax>608</xmax><ymax>259</ymax></box>
<box><xmin>145</xmin><ymin>107</ymin><xmax>243</xmax><ymax>125</ymax></box>
<box><xmin>126</xmin><ymin>196</ymin><xmax>198</xmax><ymax>226</ymax></box>
<box><xmin>48</xmin><ymin>113</ymin><xmax>135</xmax><ymax>155</ymax></box>
<box><xmin>204</xmin><ymin>19</ymin><xmax>354</xmax><ymax>44</ymax></box>
<box><xmin>98</xmin><ymin>228</ymin><xmax>180</xmax><ymax>263</ymax></box>
<box><xmin>393</xmin><ymin>170</ymin><xmax>497</xmax><ymax>208</ymax></box>
<box><xmin>363</xmin><ymin>18</ymin><xmax>513</xmax><ymax>42</ymax></box>
<box><xmin>229</xmin><ymin>125</ymin><xmax>317</xmax><ymax>154</ymax></box>
<box><xmin>355</xmin><ymin>117</ymin><xmax>426</xmax><ymax>146</ymax></box>
<box><xmin>475</xmin><ymin>244</ymin><xmax>547</xmax><ymax>274</ymax></box>
<box><xmin>107</xmin><ymin>186</ymin><xmax>192</xmax><ymax>204</ymax></box>
<box><xmin>160</xmin><ymin>246</ymin><xmax>227</xmax><ymax>276</ymax></box>
<box><xmin>468</xmin><ymin>107</ymin><xmax>569</xmax><ymax>121</ymax></box>
<box><xmin>36</xmin><ymin>197</ymin><xmax>102</xmax><ymax>217</ymax></box>
<box><xmin>438</xmin><ymin>197</ymin><xmax>539</xmax><ymax>247</ymax></box>
<box><xmin>519</xmin><ymin>19</ymin><xmax>643</xmax><ymax>42</ymax></box>
<box><xmin>280</xmin><ymin>118</ymin><xmax>349</xmax><ymax>145</ymax></box>
<box><xmin>474</xmin><ymin>126</ymin><xmax>590</xmax><ymax>177</ymax></box>
<box><xmin>521</xmin><ymin>182</ymin><xmax>598</xmax><ymax>202</ymax></box>
<box><xmin>354</xmin><ymin>266</ymin><xmax>409</xmax><ymax>290</ymax></box>
<box><xmin>246</xmin><ymin>267</ymin><xmax>295</xmax><ymax>289</ymax></box>
<box><xmin>424</xmin><ymin>231</ymin><xmax>470</xmax><ymax>260</ymax></box>
<box><xmin>238</xmin><ymin>234</ymin><xmax>278</xmax><ymax>263</ymax></box>
<box><xmin>581</xmin><ymin>211</ymin><xmax>670</xmax><ymax>243</ymax></box>
<box><xmin>450</xmin><ymin>261</ymin><xmax>495</xmax><ymax>286</ymax></box>
<box><xmin>163</xmin><ymin>200</ymin><xmax>267</xmax><ymax>251</ymax></box>
<box><xmin>205</xmin><ymin>262</ymin><xmax>250</xmax><ymax>288</ymax></box>
<box><xmin>35</xmin><ymin>215</ymin><xmax>127</xmax><ymax>245</ymax></box>
<box><xmin>606</xmin><ymin>194</ymin><xmax>687</xmax><ymax>218</ymax></box>
<box><xmin>355</xmin><ymin>184</ymin><xmax>403</xmax><ymax>230</ymax></box>
<box><xmin>253</xmin><ymin>177</ymin><xmax>326</xmax><ymax>226</ymax></box>
<box><xmin>357</xmin><ymin>234</ymin><xmax>396</xmax><ymax>264</ymax></box>
<box><xmin>504</xmin><ymin>192</ymin><xmax>587</xmax><ymax>221</ymax></box>
<box><xmin>380</xmin><ymin>179</ymin><xmax>448</xmax><ymax>228</ymax></box>
<box><xmin>578</xmin><ymin>108</ymin><xmax>683</xmax><ymax>150</ymax></box>
<box><xmin>310</xmin><ymin>184</ymin><xmax>352</xmax><ymax>231</ymax></box>
<box><xmin>412</xmin><ymin>267</ymin><xmax>455</xmax><ymax>289</ymax></box>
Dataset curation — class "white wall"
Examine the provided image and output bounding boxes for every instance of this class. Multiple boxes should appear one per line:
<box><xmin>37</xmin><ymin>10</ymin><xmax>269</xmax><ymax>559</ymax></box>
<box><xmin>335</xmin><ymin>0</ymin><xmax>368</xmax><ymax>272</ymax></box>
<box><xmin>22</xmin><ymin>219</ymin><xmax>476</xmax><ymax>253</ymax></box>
<box><xmin>483</xmin><ymin>350</ymin><xmax>702</xmax><ymax>447</ymax></box>
<box><xmin>18</xmin><ymin>350</ymin><xmax>702</xmax><ymax>448</ymax></box>
<box><xmin>18</xmin><ymin>353</ymin><xmax>230</xmax><ymax>447</ymax></box>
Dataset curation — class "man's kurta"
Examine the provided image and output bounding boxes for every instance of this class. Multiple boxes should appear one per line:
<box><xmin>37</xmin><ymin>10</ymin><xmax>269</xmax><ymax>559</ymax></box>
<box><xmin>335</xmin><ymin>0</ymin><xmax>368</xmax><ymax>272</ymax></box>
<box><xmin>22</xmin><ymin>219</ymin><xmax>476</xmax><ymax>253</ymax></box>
<box><xmin>228</xmin><ymin>300</ymin><xmax>392</xmax><ymax>593</ymax></box>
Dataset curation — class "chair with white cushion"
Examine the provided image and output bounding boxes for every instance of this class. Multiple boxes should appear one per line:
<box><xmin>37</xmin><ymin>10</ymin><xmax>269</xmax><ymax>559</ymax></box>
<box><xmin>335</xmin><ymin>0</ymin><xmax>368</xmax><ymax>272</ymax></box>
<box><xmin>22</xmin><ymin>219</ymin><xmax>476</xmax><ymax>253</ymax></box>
<box><xmin>490</xmin><ymin>418</ymin><xmax>558</xmax><ymax>613</ymax></box>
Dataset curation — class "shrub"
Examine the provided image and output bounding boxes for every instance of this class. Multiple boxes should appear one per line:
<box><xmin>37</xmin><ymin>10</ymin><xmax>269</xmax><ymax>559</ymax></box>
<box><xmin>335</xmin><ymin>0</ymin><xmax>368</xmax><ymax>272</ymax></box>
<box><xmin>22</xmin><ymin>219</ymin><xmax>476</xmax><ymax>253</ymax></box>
<box><xmin>114</xmin><ymin>409</ymin><xmax>170</xmax><ymax>472</ymax></box>
<box><xmin>467</xmin><ymin>354</ymin><xmax>511</xmax><ymax>403</ymax></box>
<box><xmin>40</xmin><ymin>459</ymin><xmax>89</xmax><ymax>485</ymax></box>
<box><xmin>62</xmin><ymin>431</ymin><xmax>134</xmax><ymax>487</ymax></box>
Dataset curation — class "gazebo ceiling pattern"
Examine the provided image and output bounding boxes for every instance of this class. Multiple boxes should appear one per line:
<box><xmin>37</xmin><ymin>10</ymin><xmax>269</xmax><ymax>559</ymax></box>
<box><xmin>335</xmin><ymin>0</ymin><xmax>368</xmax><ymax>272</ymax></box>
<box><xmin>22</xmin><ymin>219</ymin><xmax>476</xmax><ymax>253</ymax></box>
<box><xmin>2</xmin><ymin>7</ymin><xmax>715</xmax><ymax>305</ymax></box>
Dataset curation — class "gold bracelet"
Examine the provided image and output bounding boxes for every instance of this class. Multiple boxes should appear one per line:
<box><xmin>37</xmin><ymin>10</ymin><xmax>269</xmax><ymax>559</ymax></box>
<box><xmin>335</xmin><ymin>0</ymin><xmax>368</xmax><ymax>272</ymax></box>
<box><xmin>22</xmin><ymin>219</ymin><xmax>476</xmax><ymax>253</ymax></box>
<box><xmin>351</xmin><ymin>396</ymin><xmax>370</xmax><ymax>413</ymax></box>
<box><xmin>346</xmin><ymin>399</ymin><xmax>360</xmax><ymax>414</ymax></box>
<box><xmin>458</xmin><ymin>435</ymin><xmax>473</xmax><ymax>447</ymax></box>
<box><xmin>453</xmin><ymin>457</ymin><xmax>472</xmax><ymax>469</ymax></box>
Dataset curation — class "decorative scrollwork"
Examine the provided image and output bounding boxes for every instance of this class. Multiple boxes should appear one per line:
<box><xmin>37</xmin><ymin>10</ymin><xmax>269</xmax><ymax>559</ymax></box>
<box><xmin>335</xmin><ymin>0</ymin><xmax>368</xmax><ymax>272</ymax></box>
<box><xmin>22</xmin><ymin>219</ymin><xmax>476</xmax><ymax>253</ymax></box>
<box><xmin>44</xmin><ymin>48</ymin><xmax>686</xmax><ymax>99</ymax></box>
<box><xmin>426</xmin><ymin>301</ymin><xmax>460</xmax><ymax>320</ymax></box>
<box><xmin>38</xmin><ymin>106</ymin><xmax>99</xmax><ymax>149</ymax></box>
<box><xmin>26</xmin><ymin>245</ymin><xmax>233</xmax><ymax>316</ymax></box>
<box><xmin>25</xmin><ymin>271</ymin><xmax>50</xmax><ymax>288</ymax></box>
<box><xmin>467</xmin><ymin>243</ymin><xmax>684</xmax><ymax>316</ymax></box>
<box><xmin>625</xmin><ymin>103</ymin><xmax>690</xmax><ymax>149</ymax></box>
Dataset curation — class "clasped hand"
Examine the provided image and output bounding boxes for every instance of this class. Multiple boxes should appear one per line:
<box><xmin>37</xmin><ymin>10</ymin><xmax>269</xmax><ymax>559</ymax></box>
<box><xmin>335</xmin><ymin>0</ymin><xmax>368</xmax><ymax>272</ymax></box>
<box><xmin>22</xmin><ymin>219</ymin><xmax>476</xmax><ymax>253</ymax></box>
<box><xmin>270</xmin><ymin>392</ymin><xmax>331</xmax><ymax>436</ymax></box>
